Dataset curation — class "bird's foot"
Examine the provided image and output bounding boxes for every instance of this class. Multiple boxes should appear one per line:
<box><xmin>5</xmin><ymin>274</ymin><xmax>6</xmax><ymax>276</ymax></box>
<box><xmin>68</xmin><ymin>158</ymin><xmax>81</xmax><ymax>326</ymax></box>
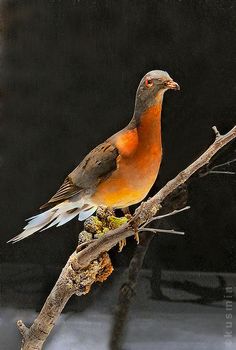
<box><xmin>132</xmin><ymin>219</ymin><xmax>140</xmax><ymax>245</ymax></box>
<box><xmin>134</xmin><ymin>230</ymin><xmax>140</xmax><ymax>244</ymax></box>
<box><xmin>107</xmin><ymin>215</ymin><xmax>129</xmax><ymax>252</ymax></box>
<box><xmin>118</xmin><ymin>238</ymin><xmax>127</xmax><ymax>252</ymax></box>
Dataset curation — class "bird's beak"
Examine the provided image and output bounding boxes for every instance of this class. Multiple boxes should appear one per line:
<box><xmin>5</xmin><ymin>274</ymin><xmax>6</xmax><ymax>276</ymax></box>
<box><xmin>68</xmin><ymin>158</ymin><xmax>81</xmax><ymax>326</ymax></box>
<box><xmin>165</xmin><ymin>80</ymin><xmax>180</xmax><ymax>90</ymax></box>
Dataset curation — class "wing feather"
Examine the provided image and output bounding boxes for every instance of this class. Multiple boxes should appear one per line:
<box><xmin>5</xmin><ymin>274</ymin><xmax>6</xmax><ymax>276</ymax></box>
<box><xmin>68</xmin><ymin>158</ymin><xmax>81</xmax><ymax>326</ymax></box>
<box><xmin>40</xmin><ymin>177</ymin><xmax>81</xmax><ymax>209</ymax></box>
<box><xmin>40</xmin><ymin>141</ymin><xmax>119</xmax><ymax>209</ymax></box>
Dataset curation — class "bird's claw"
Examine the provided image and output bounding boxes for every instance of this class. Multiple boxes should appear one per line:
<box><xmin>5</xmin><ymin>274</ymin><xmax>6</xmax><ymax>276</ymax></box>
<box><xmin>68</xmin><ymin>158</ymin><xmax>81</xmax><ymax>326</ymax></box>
<box><xmin>134</xmin><ymin>230</ymin><xmax>140</xmax><ymax>244</ymax></box>
<box><xmin>118</xmin><ymin>239</ymin><xmax>127</xmax><ymax>252</ymax></box>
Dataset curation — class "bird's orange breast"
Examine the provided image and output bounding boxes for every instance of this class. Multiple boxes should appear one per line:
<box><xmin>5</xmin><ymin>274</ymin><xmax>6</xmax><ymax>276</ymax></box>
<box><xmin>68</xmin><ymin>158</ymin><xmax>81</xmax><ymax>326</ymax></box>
<box><xmin>92</xmin><ymin>105</ymin><xmax>163</xmax><ymax>208</ymax></box>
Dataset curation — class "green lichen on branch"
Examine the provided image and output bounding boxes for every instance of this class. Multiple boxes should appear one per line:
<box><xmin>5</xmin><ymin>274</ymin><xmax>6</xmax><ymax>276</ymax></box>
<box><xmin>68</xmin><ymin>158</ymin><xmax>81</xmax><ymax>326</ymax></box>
<box><xmin>81</xmin><ymin>206</ymin><xmax>129</xmax><ymax>241</ymax></box>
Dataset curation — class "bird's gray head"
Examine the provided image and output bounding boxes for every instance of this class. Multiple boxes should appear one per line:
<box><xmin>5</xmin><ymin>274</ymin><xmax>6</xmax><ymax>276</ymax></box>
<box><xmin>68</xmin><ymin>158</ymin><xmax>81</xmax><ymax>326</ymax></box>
<box><xmin>134</xmin><ymin>70</ymin><xmax>180</xmax><ymax>117</ymax></box>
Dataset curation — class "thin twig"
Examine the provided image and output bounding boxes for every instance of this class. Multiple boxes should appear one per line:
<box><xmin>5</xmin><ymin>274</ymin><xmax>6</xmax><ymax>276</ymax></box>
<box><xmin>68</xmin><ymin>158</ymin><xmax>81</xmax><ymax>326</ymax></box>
<box><xmin>212</xmin><ymin>125</ymin><xmax>221</xmax><ymax>138</ymax></box>
<box><xmin>139</xmin><ymin>227</ymin><xmax>185</xmax><ymax>235</ymax></box>
<box><xmin>208</xmin><ymin>170</ymin><xmax>235</xmax><ymax>175</ymax></box>
<box><xmin>211</xmin><ymin>158</ymin><xmax>236</xmax><ymax>170</ymax></box>
<box><xmin>17</xmin><ymin>320</ymin><xmax>29</xmax><ymax>338</ymax></box>
<box><xmin>140</xmin><ymin>205</ymin><xmax>190</xmax><ymax>228</ymax></box>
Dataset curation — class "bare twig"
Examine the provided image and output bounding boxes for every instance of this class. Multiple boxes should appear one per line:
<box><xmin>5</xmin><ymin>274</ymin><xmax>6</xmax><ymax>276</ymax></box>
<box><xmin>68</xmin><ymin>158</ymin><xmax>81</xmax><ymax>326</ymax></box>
<box><xmin>139</xmin><ymin>227</ymin><xmax>185</xmax><ymax>235</ymax></box>
<box><xmin>212</xmin><ymin>125</ymin><xmax>221</xmax><ymax>138</ymax></box>
<box><xmin>208</xmin><ymin>170</ymin><xmax>235</xmax><ymax>175</ymax></box>
<box><xmin>140</xmin><ymin>205</ymin><xmax>190</xmax><ymax>228</ymax></box>
<box><xmin>17</xmin><ymin>320</ymin><xmax>29</xmax><ymax>338</ymax></box>
<box><xmin>211</xmin><ymin>158</ymin><xmax>236</xmax><ymax>170</ymax></box>
<box><xmin>199</xmin><ymin>153</ymin><xmax>236</xmax><ymax>178</ymax></box>
<box><xmin>16</xmin><ymin>125</ymin><xmax>236</xmax><ymax>349</ymax></box>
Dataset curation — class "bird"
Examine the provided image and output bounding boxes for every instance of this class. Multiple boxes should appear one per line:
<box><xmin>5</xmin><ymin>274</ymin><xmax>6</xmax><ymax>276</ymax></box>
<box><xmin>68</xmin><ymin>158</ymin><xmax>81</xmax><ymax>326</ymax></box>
<box><xmin>8</xmin><ymin>70</ymin><xmax>180</xmax><ymax>243</ymax></box>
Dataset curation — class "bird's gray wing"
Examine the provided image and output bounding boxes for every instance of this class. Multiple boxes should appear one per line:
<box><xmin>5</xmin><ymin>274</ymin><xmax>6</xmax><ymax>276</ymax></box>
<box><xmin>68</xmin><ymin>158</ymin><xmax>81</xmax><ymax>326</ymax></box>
<box><xmin>40</xmin><ymin>141</ymin><xmax>119</xmax><ymax>209</ymax></box>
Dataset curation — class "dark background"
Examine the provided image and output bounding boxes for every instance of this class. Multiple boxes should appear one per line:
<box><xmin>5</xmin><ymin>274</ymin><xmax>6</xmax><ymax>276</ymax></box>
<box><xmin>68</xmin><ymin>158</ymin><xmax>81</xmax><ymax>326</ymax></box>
<box><xmin>1</xmin><ymin>0</ymin><xmax>236</xmax><ymax>284</ymax></box>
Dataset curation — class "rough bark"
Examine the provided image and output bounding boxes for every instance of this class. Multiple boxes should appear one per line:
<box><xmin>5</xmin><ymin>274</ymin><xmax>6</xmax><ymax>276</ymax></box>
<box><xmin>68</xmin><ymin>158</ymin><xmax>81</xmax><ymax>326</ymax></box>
<box><xmin>18</xmin><ymin>252</ymin><xmax>113</xmax><ymax>350</ymax></box>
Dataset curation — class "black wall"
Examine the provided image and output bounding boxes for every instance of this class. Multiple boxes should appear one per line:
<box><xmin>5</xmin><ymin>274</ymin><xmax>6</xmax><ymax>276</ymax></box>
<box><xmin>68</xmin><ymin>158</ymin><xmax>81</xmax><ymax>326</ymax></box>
<box><xmin>1</xmin><ymin>0</ymin><xmax>236</xmax><ymax>272</ymax></box>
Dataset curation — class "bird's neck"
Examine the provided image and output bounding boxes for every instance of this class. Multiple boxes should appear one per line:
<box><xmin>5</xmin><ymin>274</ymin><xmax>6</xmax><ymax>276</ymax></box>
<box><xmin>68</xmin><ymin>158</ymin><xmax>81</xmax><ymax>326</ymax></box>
<box><xmin>132</xmin><ymin>90</ymin><xmax>164</xmax><ymax>124</ymax></box>
<box><xmin>114</xmin><ymin>98</ymin><xmax>163</xmax><ymax>159</ymax></box>
<box><xmin>137</xmin><ymin>104</ymin><xmax>162</xmax><ymax>147</ymax></box>
<box><xmin>129</xmin><ymin>94</ymin><xmax>163</xmax><ymax>145</ymax></box>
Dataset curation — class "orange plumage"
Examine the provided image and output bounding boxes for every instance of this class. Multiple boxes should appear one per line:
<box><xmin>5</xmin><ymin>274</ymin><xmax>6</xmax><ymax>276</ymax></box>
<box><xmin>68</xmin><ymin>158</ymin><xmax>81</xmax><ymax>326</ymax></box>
<box><xmin>92</xmin><ymin>104</ymin><xmax>163</xmax><ymax>208</ymax></box>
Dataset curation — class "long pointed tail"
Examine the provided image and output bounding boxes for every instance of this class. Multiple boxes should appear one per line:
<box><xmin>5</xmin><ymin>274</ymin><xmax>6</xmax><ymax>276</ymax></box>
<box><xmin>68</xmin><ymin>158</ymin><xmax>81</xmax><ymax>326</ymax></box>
<box><xmin>7</xmin><ymin>202</ymin><xmax>97</xmax><ymax>243</ymax></box>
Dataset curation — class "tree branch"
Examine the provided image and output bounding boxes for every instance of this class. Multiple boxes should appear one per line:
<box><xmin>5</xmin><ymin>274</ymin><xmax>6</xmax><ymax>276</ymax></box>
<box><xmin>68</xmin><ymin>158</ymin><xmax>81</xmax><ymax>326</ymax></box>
<box><xmin>17</xmin><ymin>125</ymin><xmax>236</xmax><ymax>349</ymax></box>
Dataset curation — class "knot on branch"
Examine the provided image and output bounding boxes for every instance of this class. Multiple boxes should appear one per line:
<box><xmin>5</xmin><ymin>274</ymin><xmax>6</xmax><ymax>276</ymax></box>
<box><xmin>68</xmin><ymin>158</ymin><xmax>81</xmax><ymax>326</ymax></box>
<box><xmin>133</xmin><ymin>201</ymin><xmax>161</xmax><ymax>226</ymax></box>
<box><xmin>119</xmin><ymin>282</ymin><xmax>136</xmax><ymax>300</ymax></box>
<box><xmin>69</xmin><ymin>252</ymin><xmax>113</xmax><ymax>296</ymax></box>
<box><xmin>162</xmin><ymin>184</ymin><xmax>188</xmax><ymax>211</ymax></box>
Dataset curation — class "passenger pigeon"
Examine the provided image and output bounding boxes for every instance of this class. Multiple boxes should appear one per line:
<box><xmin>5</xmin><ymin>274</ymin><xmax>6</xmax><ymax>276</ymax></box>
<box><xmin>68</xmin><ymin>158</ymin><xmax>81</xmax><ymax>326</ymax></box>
<box><xmin>8</xmin><ymin>70</ymin><xmax>179</xmax><ymax>243</ymax></box>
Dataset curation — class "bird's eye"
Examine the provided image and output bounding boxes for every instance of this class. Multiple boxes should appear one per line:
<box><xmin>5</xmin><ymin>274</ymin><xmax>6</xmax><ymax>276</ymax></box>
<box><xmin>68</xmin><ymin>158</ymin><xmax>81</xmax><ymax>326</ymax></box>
<box><xmin>145</xmin><ymin>78</ymin><xmax>154</xmax><ymax>88</ymax></box>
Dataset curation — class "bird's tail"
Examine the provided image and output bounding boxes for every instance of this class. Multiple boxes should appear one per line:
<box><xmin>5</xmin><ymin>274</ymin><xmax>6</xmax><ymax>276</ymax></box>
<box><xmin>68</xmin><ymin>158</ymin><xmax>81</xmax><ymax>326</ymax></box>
<box><xmin>7</xmin><ymin>200</ymin><xmax>97</xmax><ymax>243</ymax></box>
